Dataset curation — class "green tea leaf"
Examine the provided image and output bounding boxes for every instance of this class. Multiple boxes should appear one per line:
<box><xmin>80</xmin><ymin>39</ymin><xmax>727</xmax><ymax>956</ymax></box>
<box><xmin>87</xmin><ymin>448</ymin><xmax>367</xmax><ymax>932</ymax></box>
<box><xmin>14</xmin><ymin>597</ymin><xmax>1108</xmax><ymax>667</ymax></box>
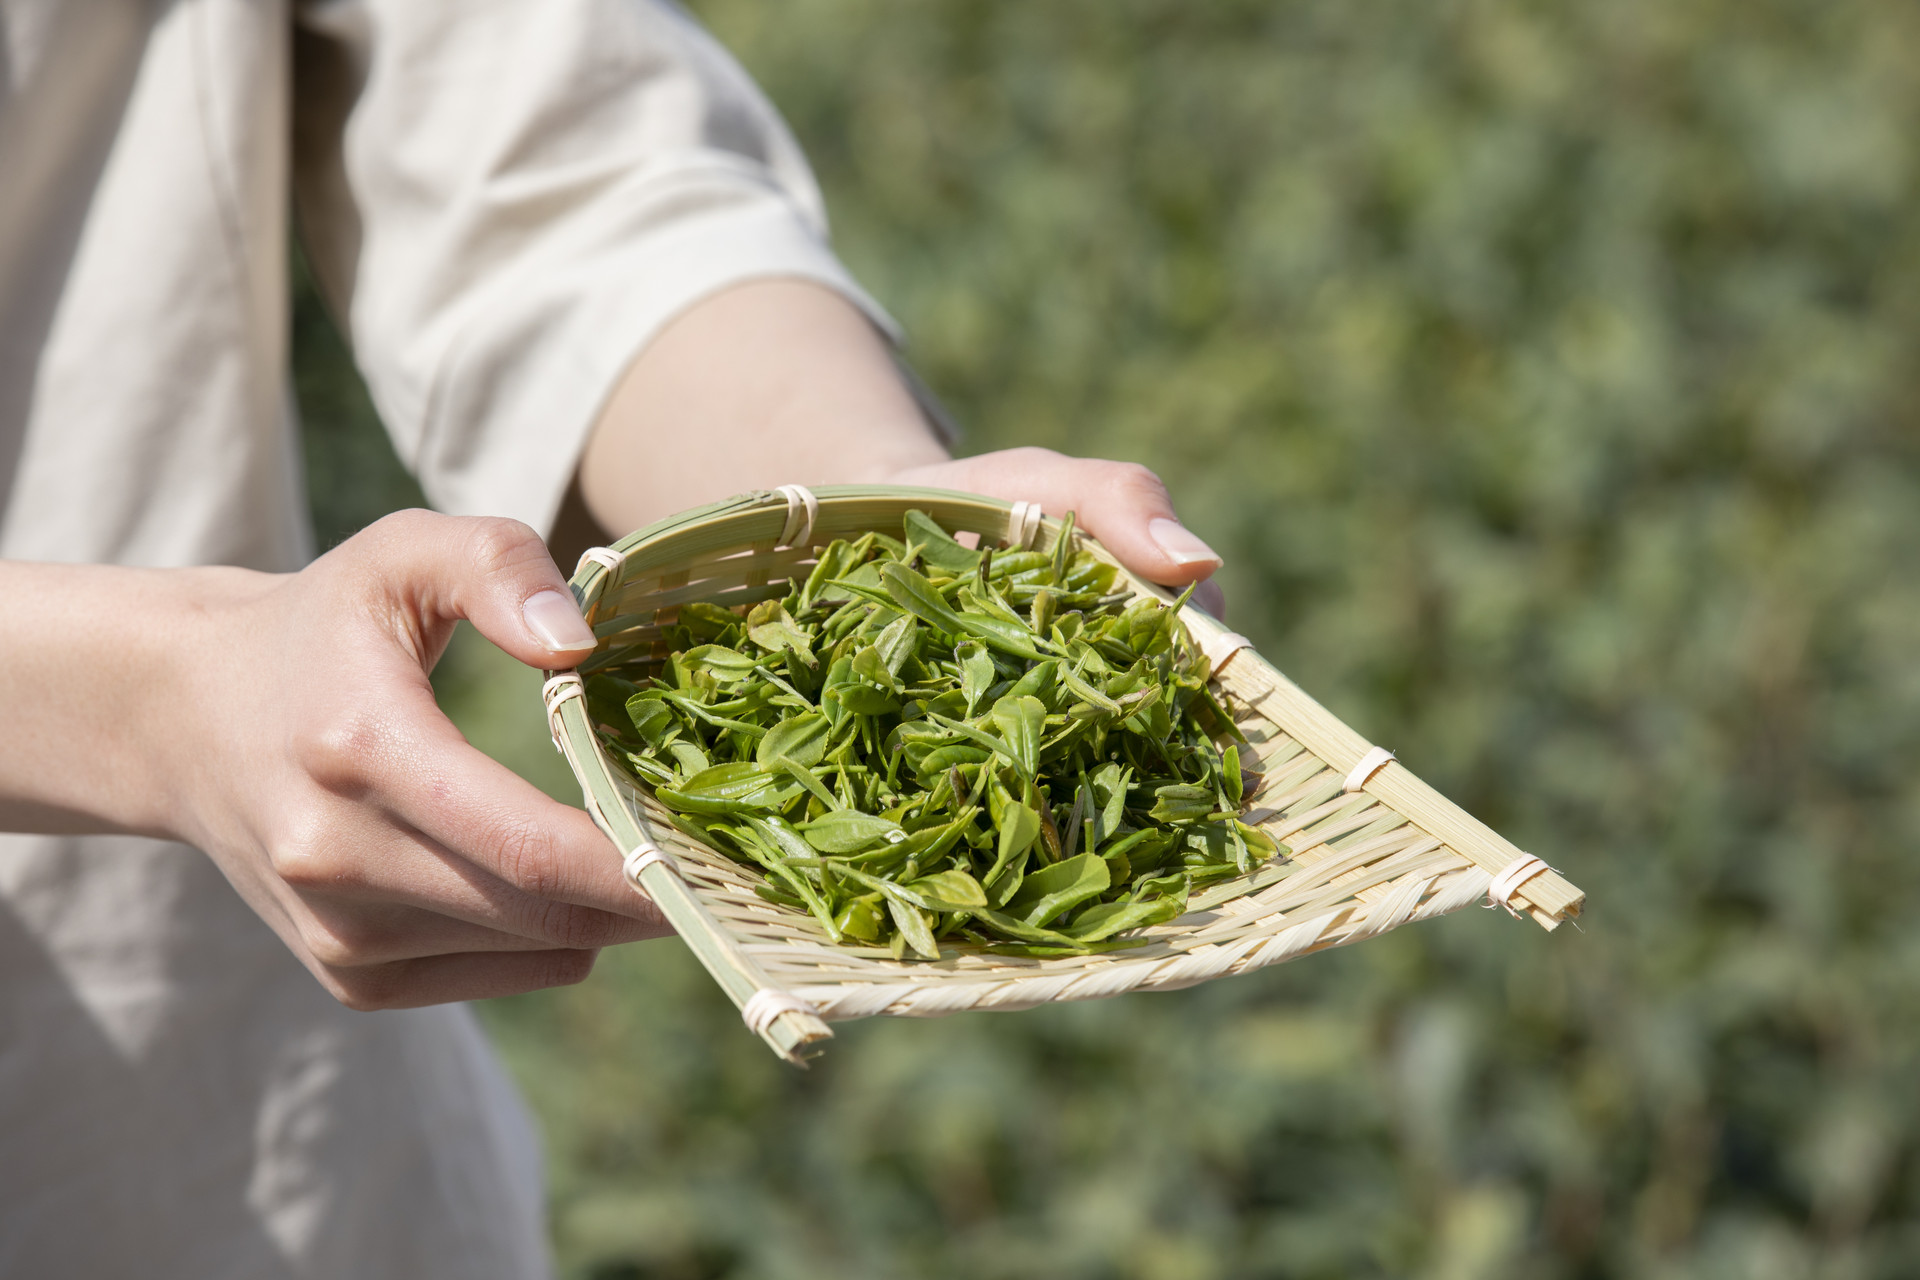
<box><xmin>743</xmin><ymin>814</ymin><xmax>817</xmax><ymax>864</ymax></box>
<box><xmin>989</xmin><ymin>551</ymin><xmax>1051</xmax><ymax>579</ymax></box>
<box><xmin>1092</xmin><ymin>762</ymin><xmax>1132</xmax><ymax>835</ymax></box>
<box><xmin>927</xmin><ymin>712</ymin><xmax>1027</xmax><ymax>780</ymax></box>
<box><xmin>912</xmin><ymin>743</ymin><xmax>992</xmax><ymax>781</ymax></box>
<box><xmin>1150</xmin><ymin>783</ymin><xmax>1216</xmax><ymax>824</ymax></box>
<box><xmin>680</xmin><ymin>644</ymin><xmax>760</xmax><ymax>682</ymax></box>
<box><xmin>990</xmin><ymin>694</ymin><xmax>1045</xmax><ymax>778</ymax></box>
<box><xmin>834</xmin><ymin>895</ymin><xmax>885</xmax><ymax>943</ymax></box>
<box><xmin>656</xmin><ymin>762</ymin><xmax>800</xmax><ymax>816</ymax></box>
<box><xmin>745</xmin><ymin>600</ymin><xmax>818</xmax><ymax>668</ymax></box>
<box><xmin>986</xmin><ymin>860</ymin><xmax>1025</xmax><ymax>909</ymax></box>
<box><xmin>902</xmin><ymin>808</ymin><xmax>978</xmax><ymax>864</ymax></box>
<box><xmin>680</xmin><ymin>601</ymin><xmax>743</xmax><ymax>642</ymax></box>
<box><xmin>904</xmin><ymin>868</ymin><xmax>988</xmax><ymax>911</ymax></box>
<box><xmin>874</xmin><ymin>615</ymin><xmax>921</xmax><ymax>679</ymax></box>
<box><xmin>986</xmin><ymin>800</ymin><xmax>1041</xmax><ymax>884</ymax></box>
<box><xmin>1006</xmin><ymin>851</ymin><xmax>1110</xmax><ymax>927</ymax></box>
<box><xmin>799</xmin><ymin>540</ymin><xmax>852</xmax><ymax>610</ymax></box>
<box><xmin>773</xmin><ymin>757</ymin><xmax>843</xmax><ymax>811</ymax></box>
<box><xmin>887</xmin><ymin>898</ymin><xmax>940</xmax><ymax>960</ymax></box>
<box><xmin>958</xmin><ymin>640</ymin><xmax>995</xmax><ymax>715</ymax></box>
<box><xmin>1237</xmin><ymin>820</ymin><xmax>1280</xmax><ymax>859</ymax></box>
<box><xmin>969</xmin><ymin>908</ymin><xmax>1079</xmax><ymax>948</ymax></box>
<box><xmin>822</xmin><ymin>574</ymin><xmax>899</xmax><ymax>612</ymax></box>
<box><xmin>850</xmin><ymin>644</ymin><xmax>900</xmax><ymax>694</ymax></box>
<box><xmin>904</xmin><ymin>509</ymin><xmax>982</xmax><ymax>575</ymax></box>
<box><xmin>756</xmin><ymin>712</ymin><xmax>829</xmax><ymax>768</ymax></box>
<box><xmin>1049</xmin><ymin>510</ymin><xmax>1077</xmax><ymax>584</ymax></box>
<box><xmin>587</xmin><ymin>674</ymin><xmax>643</xmax><ymax>732</ymax></box>
<box><xmin>1056</xmin><ymin>893</ymin><xmax>1186</xmax><ymax>942</ymax></box>
<box><xmin>1060</xmin><ymin>663</ymin><xmax>1122</xmax><ymax>715</ymax></box>
<box><xmin>837</xmin><ymin>683</ymin><xmax>903</xmax><ymax>717</ymax></box>
<box><xmin>800</xmin><ymin>810</ymin><xmax>909</xmax><ymax>854</ymax></box>
<box><xmin>1030</xmin><ymin>587</ymin><xmax>1058</xmax><ymax>636</ymax></box>
<box><xmin>665</xmin><ymin>740</ymin><xmax>710</xmax><ymax>778</ymax></box>
<box><xmin>879</xmin><ymin>562</ymin><xmax>969</xmax><ymax>635</ymax></box>
<box><xmin>625</xmin><ymin>694</ymin><xmax>677</xmax><ymax>748</ymax></box>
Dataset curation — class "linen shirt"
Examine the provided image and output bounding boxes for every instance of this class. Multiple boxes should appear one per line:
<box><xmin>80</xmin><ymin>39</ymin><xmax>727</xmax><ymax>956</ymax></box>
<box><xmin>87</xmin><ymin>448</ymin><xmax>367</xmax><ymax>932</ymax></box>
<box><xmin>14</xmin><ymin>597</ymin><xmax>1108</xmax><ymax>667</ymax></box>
<box><xmin>0</xmin><ymin>1</ymin><xmax>888</xmax><ymax>1274</ymax></box>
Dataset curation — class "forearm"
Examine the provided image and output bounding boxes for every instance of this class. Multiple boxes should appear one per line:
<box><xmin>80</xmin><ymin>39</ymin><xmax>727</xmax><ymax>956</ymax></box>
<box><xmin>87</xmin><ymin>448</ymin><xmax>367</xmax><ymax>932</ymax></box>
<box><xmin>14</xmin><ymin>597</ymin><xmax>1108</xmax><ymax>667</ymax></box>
<box><xmin>0</xmin><ymin>561</ymin><xmax>265</xmax><ymax>836</ymax></box>
<box><xmin>568</xmin><ymin>278</ymin><xmax>1226</xmax><ymax>613</ymax></box>
<box><xmin>575</xmin><ymin>279</ymin><xmax>949</xmax><ymax>538</ymax></box>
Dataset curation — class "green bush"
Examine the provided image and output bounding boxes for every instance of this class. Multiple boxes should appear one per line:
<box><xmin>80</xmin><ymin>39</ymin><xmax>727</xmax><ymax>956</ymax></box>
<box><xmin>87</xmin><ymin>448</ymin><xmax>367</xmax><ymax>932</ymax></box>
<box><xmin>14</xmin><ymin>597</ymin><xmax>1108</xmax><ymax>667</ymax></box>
<box><xmin>300</xmin><ymin>1</ymin><xmax>1920</xmax><ymax>1275</ymax></box>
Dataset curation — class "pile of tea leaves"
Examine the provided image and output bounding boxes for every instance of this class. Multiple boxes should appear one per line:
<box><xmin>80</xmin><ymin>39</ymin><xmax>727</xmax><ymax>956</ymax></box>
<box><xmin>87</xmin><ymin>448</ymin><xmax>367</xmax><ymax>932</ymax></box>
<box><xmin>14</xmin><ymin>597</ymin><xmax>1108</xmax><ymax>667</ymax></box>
<box><xmin>585</xmin><ymin>510</ymin><xmax>1275</xmax><ymax>959</ymax></box>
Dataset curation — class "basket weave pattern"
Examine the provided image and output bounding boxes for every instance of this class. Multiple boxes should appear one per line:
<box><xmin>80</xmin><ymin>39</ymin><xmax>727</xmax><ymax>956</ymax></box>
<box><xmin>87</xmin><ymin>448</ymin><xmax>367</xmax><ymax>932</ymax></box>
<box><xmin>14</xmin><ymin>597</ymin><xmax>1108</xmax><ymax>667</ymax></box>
<box><xmin>547</xmin><ymin>486</ymin><xmax>1584</xmax><ymax>1061</ymax></box>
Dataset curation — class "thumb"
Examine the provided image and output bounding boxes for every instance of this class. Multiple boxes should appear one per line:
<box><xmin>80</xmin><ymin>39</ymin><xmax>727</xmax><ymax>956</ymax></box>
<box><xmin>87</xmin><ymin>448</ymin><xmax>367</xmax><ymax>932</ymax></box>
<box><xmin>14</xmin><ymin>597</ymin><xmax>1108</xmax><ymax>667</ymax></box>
<box><xmin>897</xmin><ymin>448</ymin><xmax>1224</xmax><ymax>586</ymax></box>
<box><xmin>352</xmin><ymin>510</ymin><xmax>598</xmax><ymax>670</ymax></box>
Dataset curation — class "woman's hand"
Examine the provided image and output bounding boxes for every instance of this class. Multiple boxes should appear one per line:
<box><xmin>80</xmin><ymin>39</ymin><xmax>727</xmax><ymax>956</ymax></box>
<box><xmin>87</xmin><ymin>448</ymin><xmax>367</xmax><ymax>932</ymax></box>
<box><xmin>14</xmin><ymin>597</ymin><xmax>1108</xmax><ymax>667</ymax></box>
<box><xmin>0</xmin><ymin>512</ymin><xmax>667</xmax><ymax>1010</ymax></box>
<box><xmin>181</xmin><ymin>512</ymin><xmax>675</xmax><ymax>1008</ymax></box>
<box><xmin>888</xmin><ymin>447</ymin><xmax>1227</xmax><ymax>619</ymax></box>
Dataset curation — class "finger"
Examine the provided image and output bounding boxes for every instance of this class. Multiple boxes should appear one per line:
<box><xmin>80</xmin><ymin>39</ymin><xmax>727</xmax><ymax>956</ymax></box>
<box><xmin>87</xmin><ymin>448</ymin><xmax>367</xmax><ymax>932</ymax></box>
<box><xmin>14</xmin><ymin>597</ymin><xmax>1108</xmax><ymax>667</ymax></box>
<box><xmin>346</xmin><ymin>509</ymin><xmax>598</xmax><ymax>670</ymax></box>
<box><xmin>291</xmin><ymin>894</ymin><xmax>640</xmax><ymax>968</ymax></box>
<box><xmin>297</xmin><ymin>682</ymin><xmax>664</xmax><ymax>923</ymax></box>
<box><xmin>899</xmin><ymin>448</ymin><xmax>1225</xmax><ymax>586</ymax></box>
<box><xmin>277</xmin><ymin>810</ymin><xmax>668</xmax><ymax>964</ymax></box>
<box><xmin>316</xmin><ymin>947</ymin><xmax>603</xmax><ymax>1012</ymax></box>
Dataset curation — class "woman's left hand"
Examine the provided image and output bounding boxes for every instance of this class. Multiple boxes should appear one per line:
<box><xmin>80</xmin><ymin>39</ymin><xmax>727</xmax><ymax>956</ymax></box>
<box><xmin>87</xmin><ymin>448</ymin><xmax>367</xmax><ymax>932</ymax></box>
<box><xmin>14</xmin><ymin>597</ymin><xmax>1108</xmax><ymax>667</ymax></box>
<box><xmin>889</xmin><ymin>447</ymin><xmax>1228</xmax><ymax>620</ymax></box>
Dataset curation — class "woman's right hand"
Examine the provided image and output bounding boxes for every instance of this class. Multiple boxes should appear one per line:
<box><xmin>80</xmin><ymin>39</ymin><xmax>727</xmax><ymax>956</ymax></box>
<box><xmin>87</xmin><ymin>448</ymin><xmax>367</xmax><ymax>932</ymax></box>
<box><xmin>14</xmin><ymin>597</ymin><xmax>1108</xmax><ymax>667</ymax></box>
<box><xmin>0</xmin><ymin>510</ymin><xmax>667</xmax><ymax>1009</ymax></box>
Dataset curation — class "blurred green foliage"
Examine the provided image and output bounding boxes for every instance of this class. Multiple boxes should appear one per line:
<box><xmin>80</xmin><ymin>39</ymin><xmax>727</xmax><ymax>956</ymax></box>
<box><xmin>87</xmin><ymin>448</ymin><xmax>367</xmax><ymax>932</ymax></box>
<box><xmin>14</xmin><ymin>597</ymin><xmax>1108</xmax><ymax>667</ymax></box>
<box><xmin>296</xmin><ymin>1</ymin><xmax>1920</xmax><ymax>1276</ymax></box>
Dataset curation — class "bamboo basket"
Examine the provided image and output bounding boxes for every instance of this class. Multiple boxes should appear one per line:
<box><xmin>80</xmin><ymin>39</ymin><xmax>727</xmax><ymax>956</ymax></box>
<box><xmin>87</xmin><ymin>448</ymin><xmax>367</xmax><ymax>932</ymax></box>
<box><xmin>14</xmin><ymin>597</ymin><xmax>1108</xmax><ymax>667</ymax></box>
<box><xmin>544</xmin><ymin>485</ymin><xmax>1583</xmax><ymax>1063</ymax></box>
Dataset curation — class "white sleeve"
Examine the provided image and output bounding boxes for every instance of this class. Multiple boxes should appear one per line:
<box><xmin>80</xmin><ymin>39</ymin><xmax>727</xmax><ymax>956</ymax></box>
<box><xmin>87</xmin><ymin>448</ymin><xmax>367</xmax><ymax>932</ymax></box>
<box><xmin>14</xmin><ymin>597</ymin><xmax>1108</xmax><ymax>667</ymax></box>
<box><xmin>292</xmin><ymin>0</ymin><xmax>899</xmax><ymax>534</ymax></box>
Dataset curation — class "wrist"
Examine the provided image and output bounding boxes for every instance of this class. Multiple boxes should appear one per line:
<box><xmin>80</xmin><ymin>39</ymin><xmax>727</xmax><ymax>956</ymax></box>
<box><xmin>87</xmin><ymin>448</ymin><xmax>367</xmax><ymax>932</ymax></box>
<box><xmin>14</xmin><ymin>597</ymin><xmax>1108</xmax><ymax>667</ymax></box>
<box><xmin>0</xmin><ymin>561</ymin><xmax>274</xmax><ymax>839</ymax></box>
<box><xmin>128</xmin><ymin>565</ymin><xmax>280</xmax><ymax>844</ymax></box>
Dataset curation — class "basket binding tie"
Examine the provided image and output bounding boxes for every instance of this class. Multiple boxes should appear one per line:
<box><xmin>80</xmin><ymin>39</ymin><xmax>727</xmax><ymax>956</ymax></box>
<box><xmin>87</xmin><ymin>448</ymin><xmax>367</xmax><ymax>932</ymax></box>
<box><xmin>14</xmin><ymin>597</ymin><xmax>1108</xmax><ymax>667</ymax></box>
<box><xmin>741</xmin><ymin>988</ymin><xmax>818</xmax><ymax>1036</ymax></box>
<box><xmin>622</xmin><ymin>842</ymin><xmax>676</xmax><ymax>886</ymax></box>
<box><xmin>774</xmin><ymin>484</ymin><xmax>818</xmax><ymax>549</ymax></box>
<box><xmin>575</xmin><ymin>546</ymin><xmax>624</xmax><ymax>581</ymax></box>
<box><xmin>1200</xmin><ymin>630</ymin><xmax>1253</xmax><ymax>676</ymax></box>
<box><xmin>1486</xmin><ymin>855</ymin><xmax>1554</xmax><ymax>918</ymax></box>
<box><xmin>1343</xmin><ymin>746</ymin><xmax>1396</xmax><ymax>794</ymax></box>
<box><xmin>1006</xmin><ymin>500</ymin><xmax>1043</xmax><ymax>550</ymax></box>
<box><xmin>541</xmin><ymin>672</ymin><xmax>585</xmax><ymax>754</ymax></box>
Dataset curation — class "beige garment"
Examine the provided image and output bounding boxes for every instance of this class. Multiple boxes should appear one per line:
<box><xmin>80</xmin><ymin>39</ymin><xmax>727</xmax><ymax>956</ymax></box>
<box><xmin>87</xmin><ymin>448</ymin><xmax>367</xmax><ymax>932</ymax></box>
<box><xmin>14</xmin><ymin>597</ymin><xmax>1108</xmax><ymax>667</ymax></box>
<box><xmin>0</xmin><ymin>0</ymin><xmax>887</xmax><ymax>1274</ymax></box>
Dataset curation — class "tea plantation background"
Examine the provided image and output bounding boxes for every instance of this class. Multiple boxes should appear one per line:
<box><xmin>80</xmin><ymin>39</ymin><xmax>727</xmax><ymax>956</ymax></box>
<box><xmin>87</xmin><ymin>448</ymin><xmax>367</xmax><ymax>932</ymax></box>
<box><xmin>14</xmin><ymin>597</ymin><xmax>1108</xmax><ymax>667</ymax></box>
<box><xmin>296</xmin><ymin>2</ymin><xmax>1920</xmax><ymax>1276</ymax></box>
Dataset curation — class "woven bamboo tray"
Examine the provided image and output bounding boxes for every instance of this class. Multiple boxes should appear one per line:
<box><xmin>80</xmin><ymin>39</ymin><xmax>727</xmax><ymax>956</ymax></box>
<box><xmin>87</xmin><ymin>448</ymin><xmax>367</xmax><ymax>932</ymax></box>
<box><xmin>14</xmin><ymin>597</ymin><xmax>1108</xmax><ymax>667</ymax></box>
<box><xmin>543</xmin><ymin>485</ymin><xmax>1583</xmax><ymax>1062</ymax></box>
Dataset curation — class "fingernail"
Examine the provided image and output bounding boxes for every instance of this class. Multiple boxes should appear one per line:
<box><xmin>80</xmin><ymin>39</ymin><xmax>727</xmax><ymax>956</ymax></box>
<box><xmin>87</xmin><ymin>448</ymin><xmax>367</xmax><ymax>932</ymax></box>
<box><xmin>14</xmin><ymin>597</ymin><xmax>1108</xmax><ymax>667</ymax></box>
<box><xmin>524</xmin><ymin>590</ymin><xmax>596</xmax><ymax>652</ymax></box>
<box><xmin>1148</xmin><ymin>518</ymin><xmax>1222</xmax><ymax>568</ymax></box>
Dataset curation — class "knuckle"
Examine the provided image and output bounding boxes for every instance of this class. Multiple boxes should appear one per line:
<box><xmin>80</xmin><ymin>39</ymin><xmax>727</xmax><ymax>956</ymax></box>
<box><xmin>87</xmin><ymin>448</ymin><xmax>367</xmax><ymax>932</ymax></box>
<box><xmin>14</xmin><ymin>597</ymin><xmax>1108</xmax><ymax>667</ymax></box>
<box><xmin>267</xmin><ymin>816</ymin><xmax>349</xmax><ymax>890</ymax></box>
<box><xmin>295</xmin><ymin>708</ymin><xmax>388</xmax><ymax>794</ymax></box>
<box><xmin>534</xmin><ymin>902</ymin><xmax>625</xmax><ymax>951</ymax></box>
<box><xmin>367</xmin><ymin>508</ymin><xmax>438</xmax><ymax>538</ymax></box>
<box><xmin>1104</xmin><ymin>460</ymin><xmax>1168</xmax><ymax>503</ymax></box>
<box><xmin>352</xmin><ymin>509</ymin><xmax>440</xmax><ymax>564</ymax></box>
<box><xmin>309</xmin><ymin>947</ymin><xmax>402</xmax><ymax>1010</ymax></box>
<box><xmin>329</xmin><ymin>973</ymin><xmax>399</xmax><ymax>1012</ymax></box>
<box><xmin>532</xmin><ymin>949</ymin><xmax>599</xmax><ymax>991</ymax></box>
<box><xmin>464</xmin><ymin>517</ymin><xmax>548</xmax><ymax>579</ymax></box>
<box><xmin>492</xmin><ymin>818</ymin><xmax>573</xmax><ymax>901</ymax></box>
<box><xmin>1001</xmin><ymin>445</ymin><xmax>1062</xmax><ymax>469</ymax></box>
<box><xmin>296</xmin><ymin>915</ymin><xmax>377</xmax><ymax>970</ymax></box>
